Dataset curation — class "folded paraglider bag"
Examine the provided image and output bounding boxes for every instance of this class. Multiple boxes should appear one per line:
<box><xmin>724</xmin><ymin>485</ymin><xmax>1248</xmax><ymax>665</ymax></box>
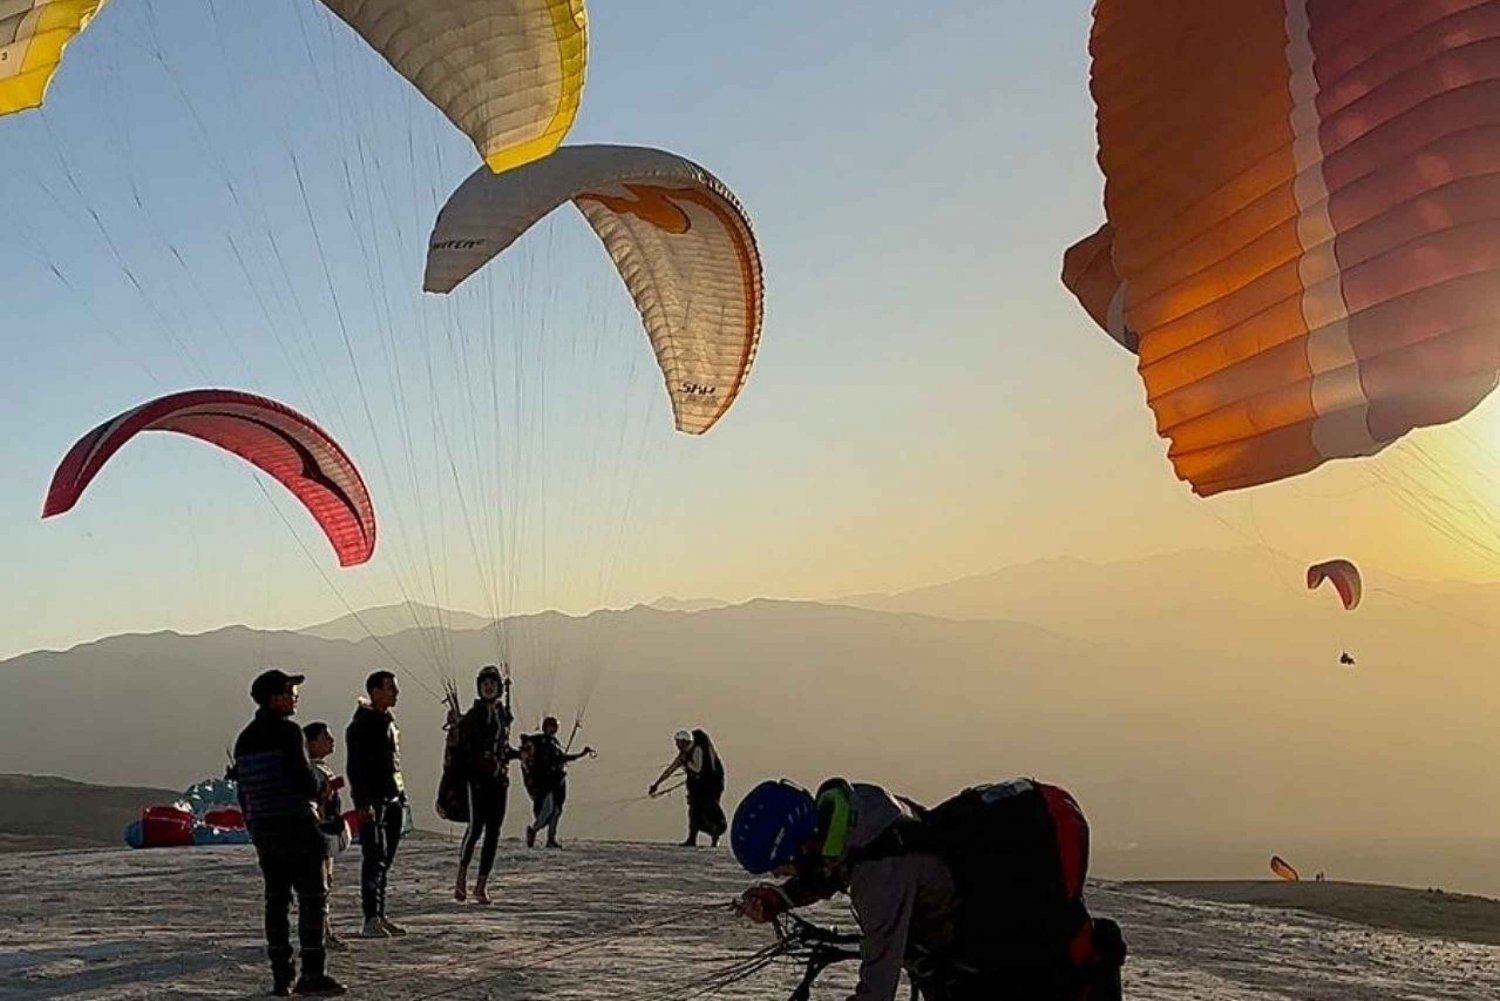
<box><xmin>139</xmin><ymin>805</ymin><xmax>196</xmax><ymax>848</ymax></box>
<box><xmin>203</xmin><ymin>806</ymin><xmax>245</xmax><ymax>830</ymax></box>
<box><xmin>193</xmin><ymin>823</ymin><xmax>252</xmax><ymax>846</ymax></box>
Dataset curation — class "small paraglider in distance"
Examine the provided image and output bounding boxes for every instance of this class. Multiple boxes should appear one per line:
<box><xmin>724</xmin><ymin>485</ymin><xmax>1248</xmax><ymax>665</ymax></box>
<box><xmin>1339</xmin><ymin>652</ymin><xmax>1356</xmax><ymax>667</ymax></box>
<box><xmin>1270</xmin><ymin>855</ymin><xmax>1300</xmax><ymax>882</ymax></box>
<box><xmin>43</xmin><ymin>388</ymin><xmax>377</xmax><ymax>567</ymax></box>
<box><xmin>1063</xmin><ymin>1</ymin><xmax>1500</xmax><ymax>497</ymax></box>
<box><xmin>1307</xmin><ymin>560</ymin><xmax>1361</xmax><ymax>611</ymax></box>
<box><xmin>425</xmin><ymin>144</ymin><xmax>765</xmax><ymax>437</ymax></box>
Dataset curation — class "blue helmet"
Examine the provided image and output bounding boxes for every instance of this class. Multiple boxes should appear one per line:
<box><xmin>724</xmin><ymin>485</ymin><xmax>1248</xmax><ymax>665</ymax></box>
<box><xmin>731</xmin><ymin>779</ymin><xmax>817</xmax><ymax>874</ymax></box>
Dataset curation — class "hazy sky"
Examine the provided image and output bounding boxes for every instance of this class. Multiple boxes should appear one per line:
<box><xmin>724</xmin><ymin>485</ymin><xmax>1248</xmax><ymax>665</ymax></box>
<box><xmin>3</xmin><ymin>0</ymin><xmax>1500</xmax><ymax>659</ymax></box>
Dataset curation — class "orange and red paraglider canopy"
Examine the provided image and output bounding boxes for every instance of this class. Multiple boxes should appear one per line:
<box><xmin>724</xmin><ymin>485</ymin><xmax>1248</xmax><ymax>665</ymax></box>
<box><xmin>1307</xmin><ymin>559</ymin><xmax>1361</xmax><ymax>611</ymax></box>
<box><xmin>1064</xmin><ymin>2</ymin><xmax>1500</xmax><ymax>496</ymax></box>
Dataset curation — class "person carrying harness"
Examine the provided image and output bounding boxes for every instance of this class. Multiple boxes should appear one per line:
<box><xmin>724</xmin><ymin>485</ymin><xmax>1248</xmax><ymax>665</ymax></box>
<box><xmin>520</xmin><ymin>716</ymin><xmax>595</xmax><ymax>848</ymax></box>
<box><xmin>649</xmin><ymin>728</ymin><xmax>727</xmax><ymax>847</ymax></box>
<box><xmin>448</xmin><ymin>665</ymin><xmax>519</xmax><ymax>903</ymax></box>
<box><xmin>231</xmin><ymin>669</ymin><xmax>346</xmax><ymax>997</ymax></box>
<box><xmin>731</xmin><ymin>777</ymin><xmax>1126</xmax><ymax>1001</ymax></box>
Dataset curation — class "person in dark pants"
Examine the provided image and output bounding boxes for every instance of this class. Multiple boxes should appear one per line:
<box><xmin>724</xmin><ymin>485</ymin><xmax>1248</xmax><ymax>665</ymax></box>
<box><xmin>231</xmin><ymin>668</ymin><xmax>345</xmax><ymax>997</ymax></box>
<box><xmin>521</xmin><ymin>716</ymin><xmax>595</xmax><ymax>848</ymax></box>
<box><xmin>650</xmin><ymin>728</ymin><xmax>728</xmax><ymax>847</ymax></box>
<box><xmin>345</xmin><ymin>669</ymin><xmax>407</xmax><ymax>939</ymax></box>
<box><xmin>452</xmin><ymin>664</ymin><xmax>517</xmax><ymax>904</ymax></box>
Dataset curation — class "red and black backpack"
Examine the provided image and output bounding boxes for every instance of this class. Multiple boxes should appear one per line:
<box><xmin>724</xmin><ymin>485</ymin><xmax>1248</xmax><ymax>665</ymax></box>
<box><xmin>843</xmin><ymin>778</ymin><xmax>1123</xmax><ymax>993</ymax></box>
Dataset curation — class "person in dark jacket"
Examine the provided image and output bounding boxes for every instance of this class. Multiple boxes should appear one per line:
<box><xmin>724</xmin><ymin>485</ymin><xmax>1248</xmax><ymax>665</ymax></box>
<box><xmin>521</xmin><ymin>716</ymin><xmax>594</xmax><ymax>848</ymax></box>
<box><xmin>345</xmin><ymin>670</ymin><xmax>407</xmax><ymax>939</ymax></box>
<box><xmin>451</xmin><ymin>664</ymin><xmax>518</xmax><ymax>904</ymax></box>
<box><xmin>231</xmin><ymin>668</ymin><xmax>345</xmax><ymax>997</ymax></box>
<box><xmin>649</xmin><ymin>728</ymin><xmax>727</xmax><ymax>847</ymax></box>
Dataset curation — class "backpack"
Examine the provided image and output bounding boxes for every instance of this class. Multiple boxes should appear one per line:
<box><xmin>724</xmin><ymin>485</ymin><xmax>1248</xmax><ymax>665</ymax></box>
<box><xmin>844</xmin><ymin>778</ymin><xmax>1117</xmax><ymax>986</ymax></box>
<box><xmin>689</xmin><ymin>729</ymin><xmax>725</xmax><ymax>798</ymax></box>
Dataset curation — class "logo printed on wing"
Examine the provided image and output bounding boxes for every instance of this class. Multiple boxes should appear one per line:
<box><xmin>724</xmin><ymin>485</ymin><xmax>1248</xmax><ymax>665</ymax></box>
<box><xmin>577</xmin><ymin>184</ymin><xmax>695</xmax><ymax>235</ymax></box>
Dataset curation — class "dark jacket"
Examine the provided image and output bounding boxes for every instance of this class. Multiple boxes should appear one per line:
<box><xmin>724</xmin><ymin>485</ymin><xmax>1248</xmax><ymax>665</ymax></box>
<box><xmin>231</xmin><ymin>707</ymin><xmax>322</xmax><ymax>844</ymax></box>
<box><xmin>684</xmin><ymin>729</ymin><xmax>725</xmax><ymax>801</ymax></box>
<box><xmin>456</xmin><ymin>699</ymin><xmax>515</xmax><ymax>783</ymax></box>
<box><xmin>345</xmin><ymin>702</ymin><xmax>404</xmax><ymax>809</ymax></box>
<box><xmin>525</xmin><ymin>734</ymin><xmax>568</xmax><ymax>795</ymax></box>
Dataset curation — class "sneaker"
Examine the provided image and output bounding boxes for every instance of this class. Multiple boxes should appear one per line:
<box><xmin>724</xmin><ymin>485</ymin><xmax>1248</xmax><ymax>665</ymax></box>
<box><xmin>380</xmin><ymin>918</ymin><xmax>408</xmax><ymax>937</ymax></box>
<box><xmin>271</xmin><ymin>966</ymin><xmax>296</xmax><ymax>997</ymax></box>
<box><xmin>545</xmin><ymin>839</ymin><xmax>561</xmax><ymax>849</ymax></box>
<box><xmin>358</xmin><ymin>918</ymin><xmax>389</xmax><ymax>939</ymax></box>
<box><xmin>324</xmin><ymin>930</ymin><xmax>349</xmax><ymax>952</ymax></box>
<box><xmin>525</xmin><ymin>825</ymin><xmax>536</xmax><ymax>848</ymax></box>
<box><xmin>292</xmin><ymin>973</ymin><xmax>347</xmax><ymax>996</ymax></box>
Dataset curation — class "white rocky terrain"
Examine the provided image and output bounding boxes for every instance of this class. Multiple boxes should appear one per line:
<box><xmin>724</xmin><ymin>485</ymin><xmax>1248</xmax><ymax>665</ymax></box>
<box><xmin>2</xmin><ymin>834</ymin><xmax>1495</xmax><ymax>1000</ymax></box>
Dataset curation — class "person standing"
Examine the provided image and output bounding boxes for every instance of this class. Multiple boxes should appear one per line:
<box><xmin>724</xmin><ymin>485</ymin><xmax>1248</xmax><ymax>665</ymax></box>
<box><xmin>346</xmin><ymin>670</ymin><xmax>407</xmax><ymax>939</ymax></box>
<box><xmin>452</xmin><ymin>665</ymin><xmax>517</xmax><ymax>904</ymax></box>
<box><xmin>522</xmin><ymin>716</ymin><xmax>594</xmax><ymax>848</ymax></box>
<box><xmin>650</xmin><ymin>728</ymin><xmax>727</xmax><ymax>847</ymax></box>
<box><xmin>304</xmin><ymin>721</ymin><xmax>349</xmax><ymax>951</ymax></box>
<box><xmin>232</xmin><ymin>669</ymin><xmax>345</xmax><ymax>997</ymax></box>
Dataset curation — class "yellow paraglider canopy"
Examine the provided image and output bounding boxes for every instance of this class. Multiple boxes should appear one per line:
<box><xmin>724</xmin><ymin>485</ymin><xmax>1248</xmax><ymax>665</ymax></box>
<box><xmin>0</xmin><ymin>0</ymin><xmax>106</xmax><ymax>116</ymax></box>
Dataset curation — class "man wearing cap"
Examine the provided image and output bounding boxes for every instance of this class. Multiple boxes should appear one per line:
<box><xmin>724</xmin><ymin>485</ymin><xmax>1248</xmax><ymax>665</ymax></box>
<box><xmin>231</xmin><ymin>669</ymin><xmax>345</xmax><ymax>997</ymax></box>
<box><xmin>649</xmin><ymin>728</ymin><xmax>727</xmax><ymax>847</ymax></box>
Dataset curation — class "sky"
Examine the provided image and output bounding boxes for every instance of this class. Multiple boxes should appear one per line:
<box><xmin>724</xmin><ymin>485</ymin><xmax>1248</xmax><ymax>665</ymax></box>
<box><xmin>3</xmin><ymin>0</ymin><xmax>1500</xmax><ymax>659</ymax></box>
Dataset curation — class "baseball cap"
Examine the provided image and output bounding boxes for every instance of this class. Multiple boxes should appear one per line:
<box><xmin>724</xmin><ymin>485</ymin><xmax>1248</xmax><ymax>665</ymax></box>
<box><xmin>251</xmin><ymin>668</ymin><xmax>306</xmax><ymax>706</ymax></box>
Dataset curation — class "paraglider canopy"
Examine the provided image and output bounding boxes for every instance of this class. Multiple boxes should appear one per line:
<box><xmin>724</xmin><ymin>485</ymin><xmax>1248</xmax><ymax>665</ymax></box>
<box><xmin>0</xmin><ymin>1</ymin><xmax>107</xmax><ymax>116</ymax></box>
<box><xmin>1063</xmin><ymin>1</ymin><xmax>1500</xmax><ymax>496</ymax></box>
<box><xmin>1307</xmin><ymin>560</ymin><xmax>1361</xmax><ymax>611</ymax></box>
<box><xmin>317</xmin><ymin>0</ymin><xmax>587</xmax><ymax>174</ymax></box>
<box><xmin>425</xmin><ymin>144</ymin><xmax>764</xmax><ymax>436</ymax></box>
<box><xmin>43</xmin><ymin>388</ymin><xmax>377</xmax><ymax>567</ymax></box>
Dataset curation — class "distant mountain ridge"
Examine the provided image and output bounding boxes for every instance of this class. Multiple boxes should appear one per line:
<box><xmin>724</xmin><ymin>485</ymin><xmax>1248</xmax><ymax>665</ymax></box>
<box><xmin>298</xmin><ymin>601</ymin><xmax>495</xmax><ymax>642</ymax></box>
<box><xmin>5</xmin><ymin>549</ymin><xmax>1500</xmax><ymax>892</ymax></box>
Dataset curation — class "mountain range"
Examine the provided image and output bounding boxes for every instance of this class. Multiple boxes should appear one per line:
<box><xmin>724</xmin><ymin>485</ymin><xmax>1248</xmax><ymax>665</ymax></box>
<box><xmin>5</xmin><ymin>548</ymin><xmax>1499</xmax><ymax>892</ymax></box>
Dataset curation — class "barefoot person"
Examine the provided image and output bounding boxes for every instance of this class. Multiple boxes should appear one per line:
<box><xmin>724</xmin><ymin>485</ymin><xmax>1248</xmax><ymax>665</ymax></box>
<box><xmin>649</xmin><ymin>728</ymin><xmax>727</xmax><ymax>847</ymax></box>
<box><xmin>346</xmin><ymin>670</ymin><xmax>407</xmax><ymax>939</ymax></box>
<box><xmin>452</xmin><ymin>665</ymin><xmax>518</xmax><ymax>904</ymax></box>
<box><xmin>232</xmin><ymin>669</ymin><xmax>345</xmax><ymax>997</ymax></box>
